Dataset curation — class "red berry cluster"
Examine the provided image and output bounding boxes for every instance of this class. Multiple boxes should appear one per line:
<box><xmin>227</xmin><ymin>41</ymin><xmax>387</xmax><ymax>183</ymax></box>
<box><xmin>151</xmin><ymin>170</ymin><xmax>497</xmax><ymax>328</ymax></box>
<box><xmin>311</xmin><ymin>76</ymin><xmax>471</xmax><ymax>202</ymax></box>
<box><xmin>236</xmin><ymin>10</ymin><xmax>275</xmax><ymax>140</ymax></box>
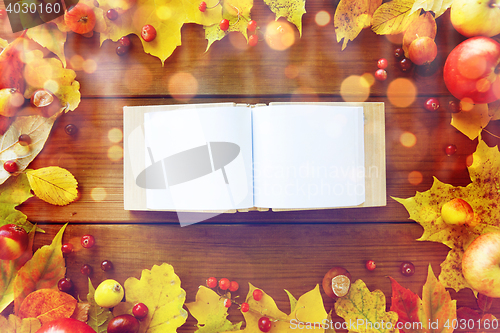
<box><xmin>247</xmin><ymin>20</ymin><xmax>258</xmax><ymax>47</ymax></box>
<box><xmin>375</xmin><ymin>58</ymin><xmax>388</xmax><ymax>81</ymax></box>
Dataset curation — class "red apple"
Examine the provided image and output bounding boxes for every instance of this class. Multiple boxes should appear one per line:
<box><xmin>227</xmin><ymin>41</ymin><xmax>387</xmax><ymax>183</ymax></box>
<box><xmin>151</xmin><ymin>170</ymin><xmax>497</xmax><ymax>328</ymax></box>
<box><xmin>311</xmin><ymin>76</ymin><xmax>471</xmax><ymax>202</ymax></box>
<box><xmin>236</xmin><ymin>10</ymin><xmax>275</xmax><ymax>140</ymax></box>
<box><xmin>37</xmin><ymin>318</ymin><xmax>96</xmax><ymax>333</ymax></box>
<box><xmin>0</xmin><ymin>224</ymin><xmax>29</xmax><ymax>260</ymax></box>
<box><xmin>441</xmin><ymin>198</ymin><xmax>477</xmax><ymax>227</ymax></box>
<box><xmin>443</xmin><ymin>36</ymin><xmax>500</xmax><ymax>104</ymax></box>
<box><xmin>462</xmin><ymin>232</ymin><xmax>500</xmax><ymax>298</ymax></box>
<box><xmin>64</xmin><ymin>3</ymin><xmax>96</xmax><ymax>35</ymax></box>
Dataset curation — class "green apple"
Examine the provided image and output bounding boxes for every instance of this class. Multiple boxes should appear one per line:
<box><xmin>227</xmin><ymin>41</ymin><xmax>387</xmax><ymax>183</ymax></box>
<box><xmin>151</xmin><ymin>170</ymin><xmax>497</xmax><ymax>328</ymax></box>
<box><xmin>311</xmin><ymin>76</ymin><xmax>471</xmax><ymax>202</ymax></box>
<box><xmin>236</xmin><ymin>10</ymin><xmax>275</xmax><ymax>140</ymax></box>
<box><xmin>462</xmin><ymin>232</ymin><xmax>500</xmax><ymax>298</ymax></box>
<box><xmin>450</xmin><ymin>0</ymin><xmax>500</xmax><ymax>37</ymax></box>
<box><xmin>441</xmin><ymin>198</ymin><xmax>476</xmax><ymax>227</ymax></box>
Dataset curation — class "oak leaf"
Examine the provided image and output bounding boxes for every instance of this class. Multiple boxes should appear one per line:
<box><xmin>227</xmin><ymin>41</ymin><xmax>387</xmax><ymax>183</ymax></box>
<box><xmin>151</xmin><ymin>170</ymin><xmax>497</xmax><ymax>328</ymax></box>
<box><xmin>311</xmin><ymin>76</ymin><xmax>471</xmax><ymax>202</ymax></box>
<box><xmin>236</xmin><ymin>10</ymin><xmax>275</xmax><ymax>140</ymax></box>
<box><xmin>18</xmin><ymin>289</ymin><xmax>77</xmax><ymax>324</ymax></box>
<box><xmin>123</xmin><ymin>263</ymin><xmax>188</xmax><ymax>333</ymax></box>
<box><xmin>185</xmin><ymin>286</ymin><xmax>242</xmax><ymax>333</ymax></box>
<box><xmin>13</xmin><ymin>224</ymin><xmax>67</xmax><ymax>314</ymax></box>
<box><xmin>0</xmin><ymin>226</ymin><xmax>36</xmax><ymax>313</ymax></box>
<box><xmin>86</xmin><ymin>278</ymin><xmax>113</xmax><ymax>333</ymax></box>
<box><xmin>393</xmin><ymin>140</ymin><xmax>500</xmax><ymax>293</ymax></box>
<box><xmin>335</xmin><ymin>279</ymin><xmax>398</xmax><ymax>333</ymax></box>
<box><xmin>410</xmin><ymin>0</ymin><xmax>453</xmax><ymax>18</ymax></box>
<box><xmin>26</xmin><ymin>167</ymin><xmax>78</xmax><ymax>206</ymax></box>
<box><xmin>334</xmin><ymin>0</ymin><xmax>382</xmax><ymax>50</ymax></box>
<box><xmin>0</xmin><ymin>314</ymin><xmax>41</xmax><ymax>333</ymax></box>
<box><xmin>0</xmin><ymin>114</ymin><xmax>59</xmax><ymax>185</ymax></box>
<box><xmin>23</xmin><ymin>50</ymin><xmax>80</xmax><ymax>112</ymax></box>
<box><xmin>262</xmin><ymin>0</ymin><xmax>305</xmax><ymax>36</ymax></box>
<box><xmin>372</xmin><ymin>0</ymin><xmax>420</xmax><ymax>35</ymax></box>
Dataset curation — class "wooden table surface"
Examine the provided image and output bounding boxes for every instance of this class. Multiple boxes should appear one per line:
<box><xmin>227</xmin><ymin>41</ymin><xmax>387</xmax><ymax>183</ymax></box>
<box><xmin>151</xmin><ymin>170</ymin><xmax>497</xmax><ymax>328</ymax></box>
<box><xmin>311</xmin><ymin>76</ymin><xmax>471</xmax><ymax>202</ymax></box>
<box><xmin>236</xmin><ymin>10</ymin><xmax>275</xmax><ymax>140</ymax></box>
<box><xmin>3</xmin><ymin>0</ymin><xmax>500</xmax><ymax>331</ymax></box>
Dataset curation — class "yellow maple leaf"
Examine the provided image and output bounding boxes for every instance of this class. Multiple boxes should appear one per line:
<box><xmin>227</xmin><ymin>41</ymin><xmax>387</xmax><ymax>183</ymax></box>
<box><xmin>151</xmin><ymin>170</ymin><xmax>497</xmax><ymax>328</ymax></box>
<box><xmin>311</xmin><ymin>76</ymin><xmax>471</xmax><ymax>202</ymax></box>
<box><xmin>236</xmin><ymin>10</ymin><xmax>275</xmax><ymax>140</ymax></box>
<box><xmin>25</xmin><ymin>167</ymin><xmax>78</xmax><ymax>206</ymax></box>
<box><xmin>451</xmin><ymin>104</ymin><xmax>493</xmax><ymax>140</ymax></box>
<box><xmin>124</xmin><ymin>263</ymin><xmax>188</xmax><ymax>333</ymax></box>
<box><xmin>393</xmin><ymin>139</ymin><xmax>500</xmax><ymax>293</ymax></box>
<box><xmin>26</xmin><ymin>23</ymin><xmax>67</xmax><ymax>67</ymax></box>
<box><xmin>334</xmin><ymin>0</ymin><xmax>382</xmax><ymax>51</ymax></box>
<box><xmin>228</xmin><ymin>284</ymin><xmax>327</xmax><ymax>333</ymax></box>
<box><xmin>262</xmin><ymin>0</ymin><xmax>305</xmax><ymax>36</ymax></box>
<box><xmin>372</xmin><ymin>0</ymin><xmax>419</xmax><ymax>35</ymax></box>
<box><xmin>23</xmin><ymin>50</ymin><xmax>81</xmax><ymax>112</ymax></box>
<box><xmin>99</xmin><ymin>0</ymin><xmax>222</xmax><ymax>64</ymax></box>
<box><xmin>335</xmin><ymin>280</ymin><xmax>398</xmax><ymax>333</ymax></box>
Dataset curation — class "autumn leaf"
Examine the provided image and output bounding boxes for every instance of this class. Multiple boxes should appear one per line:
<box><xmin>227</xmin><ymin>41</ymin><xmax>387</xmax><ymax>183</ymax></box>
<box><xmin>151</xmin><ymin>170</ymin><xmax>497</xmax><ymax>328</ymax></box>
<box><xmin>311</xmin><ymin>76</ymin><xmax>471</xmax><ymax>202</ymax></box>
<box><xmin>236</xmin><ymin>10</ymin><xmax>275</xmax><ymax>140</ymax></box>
<box><xmin>72</xmin><ymin>302</ymin><xmax>91</xmax><ymax>323</ymax></box>
<box><xmin>402</xmin><ymin>12</ymin><xmax>436</xmax><ymax>58</ymax></box>
<box><xmin>262</xmin><ymin>0</ymin><xmax>305</xmax><ymax>36</ymax></box>
<box><xmin>451</xmin><ymin>104</ymin><xmax>492</xmax><ymax>140</ymax></box>
<box><xmin>123</xmin><ymin>263</ymin><xmax>188</xmax><ymax>333</ymax></box>
<box><xmin>334</xmin><ymin>0</ymin><xmax>382</xmax><ymax>50</ymax></box>
<box><xmin>0</xmin><ymin>114</ymin><xmax>60</xmax><ymax>185</ymax></box>
<box><xmin>230</xmin><ymin>284</ymin><xmax>327</xmax><ymax>333</ymax></box>
<box><xmin>419</xmin><ymin>265</ymin><xmax>456</xmax><ymax>333</ymax></box>
<box><xmin>13</xmin><ymin>223</ymin><xmax>67</xmax><ymax>314</ymax></box>
<box><xmin>0</xmin><ymin>314</ymin><xmax>41</xmax><ymax>333</ymax></box>
<box><xmin>372</xmin><ymin>0</ymin><xmax>420</xmax><ymax>35</ymax></box>
<box><xmin>0</xmin><ymin>173</ymin><xmax>36</xmax><ymax>230</ymax></box>
<box><xmin>388</xmin><ymin>277</ymin><xmax>423</xmax><ymax>333</ymax></box>
<box><xmin>285</xmin><ymin>289</ymin><xmax>298</xmax><ymax>313</ymax></box>
<box><xmin>86</xmin><ymin>278</ymin><xmax>113</xmax><ymax>333</ymax></box>
<box><xmin>18</xmin><ymin>289</ymin><xmax>77</xmax><ymax>324</ymax></box>
<box><xmin>0</xmin><ymin>35</ymin><xmax>26</xmax><ymax>92</ymax></box>
<box><xmin>410</xmin><ymin>0</ymin><xmax>453</xmax><ymax>18</ymax></box>
<box><xmin>393</xmin><ymin>139</ymin><xmax>500</xmax><ymax>293</ymax></box>
<box><xmin>99</xmin><ymin>0</ymin><xmax>221</xmax><ymax>64</ymax></box>
<box><xmin>205</xmin><ymin>0</ymin><xmax>252</xmax><ymax>50</ymax></box>
<box><xmin>26</xmin><ymin>23</ymin><xmax>67</xmax><ymax>68</ymax></box>
<box><xmin>23</xmin><ymin>49</ymin><xmax>80</xmax><ymax>112</ymax></box>
<box><xmin>26</xmin><ymin>167</ymin><xmax>78</xmax><ymax>206</ymax></box>
<box><xmin>0</xmin><ymin>226</ymin><xmax>36</xmax><ymax>313</ymax></box>
<box><xmin>186</xmin><ymin>286</ymin><xmax>242</xmax><ymax>333</ymax></box>
<box><xmin>335</xmin><ymin>279</ymin><xmax>398</xmax><ymax>333</ymax></box>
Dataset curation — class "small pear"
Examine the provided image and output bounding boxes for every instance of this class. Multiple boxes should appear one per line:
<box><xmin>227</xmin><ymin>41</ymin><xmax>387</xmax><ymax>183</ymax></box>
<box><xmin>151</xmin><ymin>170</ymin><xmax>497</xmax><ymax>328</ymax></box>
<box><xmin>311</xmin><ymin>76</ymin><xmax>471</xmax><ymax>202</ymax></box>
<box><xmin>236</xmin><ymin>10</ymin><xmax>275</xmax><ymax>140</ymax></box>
<box><xmin>0</xmin><ymin>88</ymin><xmax>24</xmax><ymax>117</ymax></box>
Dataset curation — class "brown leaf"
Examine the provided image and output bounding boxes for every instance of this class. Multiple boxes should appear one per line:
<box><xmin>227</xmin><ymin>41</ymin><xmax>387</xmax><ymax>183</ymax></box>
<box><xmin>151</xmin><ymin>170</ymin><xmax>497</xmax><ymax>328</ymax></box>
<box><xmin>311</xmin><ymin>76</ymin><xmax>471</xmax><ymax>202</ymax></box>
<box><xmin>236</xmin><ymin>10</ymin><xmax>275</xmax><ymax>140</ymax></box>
<box><xmin>18</xmin><ymin>289</ymin><xmax>77</xmax><ymax>324</ymax></box>
<box><xmin>71</xmin><ymin>302</ymin><xmax>91</xmax><ymax>323</ymax></box>
<box><xmin>0</xmin><ymin>314</ymin><xmax>41</xmax><ymax>333</ymax></box>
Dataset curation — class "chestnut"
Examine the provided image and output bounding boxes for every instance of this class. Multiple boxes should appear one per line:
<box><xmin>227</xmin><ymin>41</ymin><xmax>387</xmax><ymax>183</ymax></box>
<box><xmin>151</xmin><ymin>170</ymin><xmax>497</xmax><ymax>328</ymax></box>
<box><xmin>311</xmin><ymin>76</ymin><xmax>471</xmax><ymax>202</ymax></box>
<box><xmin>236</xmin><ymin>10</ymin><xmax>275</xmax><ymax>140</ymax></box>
<box><xmin>107</xmin><ymin>314</ymin><xmax>140</xmax><ymax>333</ymax></box>
<box><xmin>30</xmin><ymin>89</ymin><xmax>61</xmax><ymax>117</ymax></box>
<box><xmin>322</xmin><ymin>266</ymin><xmax>351</xmax><ymax>299</ymax></box>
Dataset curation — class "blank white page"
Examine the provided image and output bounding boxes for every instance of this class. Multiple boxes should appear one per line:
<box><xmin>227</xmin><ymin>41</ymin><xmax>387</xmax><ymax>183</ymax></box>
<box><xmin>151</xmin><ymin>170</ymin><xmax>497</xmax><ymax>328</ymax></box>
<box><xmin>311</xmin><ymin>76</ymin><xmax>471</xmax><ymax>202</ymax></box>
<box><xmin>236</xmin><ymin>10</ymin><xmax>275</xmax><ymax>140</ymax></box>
<box><xmin>252</xmin><ymin>104</ymin><xmax>365</xmax><ymax>209</ymax></box>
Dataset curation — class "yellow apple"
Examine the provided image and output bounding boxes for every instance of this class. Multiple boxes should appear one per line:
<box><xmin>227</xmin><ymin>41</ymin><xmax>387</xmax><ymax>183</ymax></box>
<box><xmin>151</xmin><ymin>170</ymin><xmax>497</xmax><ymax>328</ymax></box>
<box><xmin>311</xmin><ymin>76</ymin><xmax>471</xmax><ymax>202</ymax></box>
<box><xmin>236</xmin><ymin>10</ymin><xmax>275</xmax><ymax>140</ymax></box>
<box><xmin>462</xmin><ymin>232</ymin><xmax>500</xmax><ymax>298</ymax></box>
<box><xmin>450</xmin><ymin>0</ymin><xmax>500</xmax><ymax>37</ymax></box>
<box><xmin>441</xmin><ymin>198</ymin><xmax>476</xmax><ymax>227</ymax></box>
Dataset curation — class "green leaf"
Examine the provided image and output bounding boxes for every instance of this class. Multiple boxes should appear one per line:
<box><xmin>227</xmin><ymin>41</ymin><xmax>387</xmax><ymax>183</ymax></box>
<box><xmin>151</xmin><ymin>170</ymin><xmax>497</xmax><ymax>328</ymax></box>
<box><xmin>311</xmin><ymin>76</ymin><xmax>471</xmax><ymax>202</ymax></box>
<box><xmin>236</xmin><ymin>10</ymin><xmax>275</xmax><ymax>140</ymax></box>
<box><xmin>87</xmin><ymin>278</ymin><xmax>113</xmax><ymax>333</ymax></box>
<box><xmin>372</xmin><ymin>0</ymin><xmax>420</xmax><ymax>35</ymax></box>
<box><xmin>13</xmin><ymin>223</ymin><xmax>67</xmax><ymax>314</ymax></box>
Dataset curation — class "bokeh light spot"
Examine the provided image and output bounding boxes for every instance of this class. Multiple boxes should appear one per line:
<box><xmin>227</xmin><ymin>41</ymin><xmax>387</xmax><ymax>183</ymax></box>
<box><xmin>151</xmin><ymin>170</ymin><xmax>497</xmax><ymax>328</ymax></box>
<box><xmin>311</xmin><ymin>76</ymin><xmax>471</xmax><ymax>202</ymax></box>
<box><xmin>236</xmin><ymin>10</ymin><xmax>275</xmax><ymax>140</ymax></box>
<box><xmin>167</xmin><ymin>72</ymin><xmax>199</xmax><ymax>101</ymax></box>
<box><xmin>387</xmin><ymin>78</ymin><xmax>417</xmax><ymax>107</ymax></box>
<box><xmin>108</xmin><ymin>145</ymin><xmax>123</xmax><ymax>161</ymax></box>
<box><xmin>83</xmin><ymin>59</ymin><xmax>97</xmax><ymax>74</ymax></box>
<box><xmin>229</xmin><ymin>32</ymin><xmax>249</xmax><ymax>50</ymax></box>
<box><xmin>108</xmin><ymin>128</ymin><xmax>123</xmax><ymax>143</ymax></box>
<box><xmin>285</xmin><ymin>65</ymin><xmax>299</xmax><ymax>79</ymax></box>
<box><xmin>44</xmin><ymin>80</ymin><xmax>59</xmax><ymax>94</ymax></box>
<box><xmin>315</xmin><ymin>11</ymin><xmax>330</xmax><ymax>26</ymax></box>
<box><xmin>466</xmin><ymin>154</ymin><xmax>474</xmax><ymax>167</ymax></box>
<box><xmin>460</xmin><ymin>99</ymin><xmax>474</xmax><ymax>111</ymax></box>
<box><xmin>476</xmin><ymin>78</ymin><xmax>491</xmax><ymax>93</ymax></box>
<box><xmin>265</xmin><ymin>20</ymin><xmax>295</xmax><ymax>51</ymax></box>
<box><xmin>340</xmin><ymin>75</ymin><xmax>370</xmax><ymax>102</ymax></box>
<box><xmin>156</xmin><ymin>5</ymin><xmax>172</xmax><ymax>20</ymax></box>
<box><xmin>408</xmin><ymin>171</ymin><xmax>423</xmax><ymax>185</ymax></box>
<box><xmin>400</xmin><ymin>131</ymin><xmax>417</xmax><ymax>147</ymax></box>
<box><xmin>361</xmin><ymin>73</ymin><xmax>375</xmax><ymax>88</ymax></box>
<box><xmin>459</xmin><ymin>55</ymin><xmax>486</xmax><ymax>80</ymax></box>
<box><xmin>70</xmin><ymin>55</ymin><xmax>85</xmax><ymax>71</ymax></box>
<box><xmin>91</xmin><ymin>187</ymin><xmax>107</xmax><ymax>202</ymax></box>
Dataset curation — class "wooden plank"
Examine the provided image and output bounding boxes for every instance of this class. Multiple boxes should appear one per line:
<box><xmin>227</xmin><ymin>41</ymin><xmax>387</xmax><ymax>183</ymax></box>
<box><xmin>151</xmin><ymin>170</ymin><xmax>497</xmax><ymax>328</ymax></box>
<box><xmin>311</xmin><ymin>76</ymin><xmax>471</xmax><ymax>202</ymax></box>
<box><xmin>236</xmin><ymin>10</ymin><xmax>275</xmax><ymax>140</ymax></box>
<box><xmin>29</xmin><ymin>223</ymin><xmax>499</xmax><ymax>332</ymax></box>
<box><xmin>18</xmin><ymin>96</ymin><xmax>482</xmax><ymax>223</ymax></box>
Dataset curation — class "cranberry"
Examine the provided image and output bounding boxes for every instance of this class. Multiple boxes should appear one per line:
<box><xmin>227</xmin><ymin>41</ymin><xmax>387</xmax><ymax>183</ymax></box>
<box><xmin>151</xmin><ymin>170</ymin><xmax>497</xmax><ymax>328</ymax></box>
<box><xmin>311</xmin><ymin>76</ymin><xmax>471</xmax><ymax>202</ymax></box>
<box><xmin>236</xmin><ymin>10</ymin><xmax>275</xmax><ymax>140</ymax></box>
<box><xmin>64</xmin><ymin>124</ymin><xmax>78</xmax><ymax>135</ymax></box>
<box><xmin>61</xmin><ymin>243</ymin><xmax>73</xmax><ymax>254</ymax></box>
<box><xmin>365</xmin><ymin>260</ymin><xmax>376</xmax><ymax>271</ymax></box>
<box><xmin>377</xmin><ymin>58</ymin><xmax>388</xmax><ymax>69</ymax></box>
<box><xmin>448</xmin><ymin>100</ymin><xmax>462</xmax><ymax>113</ymax></box>
<box><xmin>400</xmin><ymin>262</ymin><xmax>415</xmax><ymax>276</ymax></box>
<box><xmin>247</xmin><ymin>20</ymin><xmax>257</xmax><ymax>32</ymax></box>
<box><xmin>132</xmin><ymin>303</ymin><xmax>149</xmax><ymax>320</ymax></box>
<box><xmin>81</xmin><ymin>264</ymin><xmax>93</xmax><ymax>276</ymax></box>
<box><xmin>106</xmin><ymin>9</ymin><xmax>118</xmax><ymax>20</ymax></box>
<box><xmin>258</xmin><ymin>317</ymin><xmax>272</xmax><ymax>332</ymax></box>
<box><xmin>399</xmin><ymin>58</ymin><xmax>413</xmax><ymax>72</ymax></box>
<box><xmin>141</xmin><ymin>24</ymin><xmax>157</xmax><ymax>42</ymax></box>
<box><xmin>81</xmin><ymin>234</ymin><xmax>95</xmax><ymax>248</ymax></box>
<box><xmin>119</xmin><ymin>36</ymin><xmax>131</xmax><ymax>47</ymax></box>
<box><xmin>58</xmin><ymin>278</ymin><xmax>73</xmax><ymax>292</ymax></box>
<box><xmin>219</xmin><ymin>19</ymin><xmax>229</xmax><ymax>31</ymax></box>
<box><xmin>3</xmin><ymin>161</ymin><xmax>18</xmax><ymax>173</ymax></box>
<box><xmin>248</xmin><ymin>34</ymin><xmax>258</xmax><ymax>47</ymax></box>
<box><xmin>18</xmin><ymin>134</ymin><xmax>32</xmax><ymax>146</ymax></box>
<box><xmin>101</xmin><ymin>260</ymin><xmax>113</xmax><ymax>271</ymax></box>
<box><xmin>394</xmin><ymin>47</ymin><xmax>404</xmax><ymax>59</ymax></box>
<box><xmin>425</xmin><ymin>98</ymin><xmax>440</xmax><ymax>111</ymax></box>
<box><xmin>375</xmin><ymin>69</ymin><xmax>387</xmax><ymax>81</ymax></box>
<box><xmin>445</xmin><ymin>144</ymin><xmax>457</xmax><ymax>156</ymax></box>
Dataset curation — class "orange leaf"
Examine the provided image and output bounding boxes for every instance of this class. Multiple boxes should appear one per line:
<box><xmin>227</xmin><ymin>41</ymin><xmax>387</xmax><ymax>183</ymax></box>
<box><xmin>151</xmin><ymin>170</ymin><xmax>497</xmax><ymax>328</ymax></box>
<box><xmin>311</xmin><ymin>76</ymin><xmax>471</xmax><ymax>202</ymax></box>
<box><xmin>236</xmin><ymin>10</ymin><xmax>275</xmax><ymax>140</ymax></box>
<box><xmin>18</xmin><ymin>289</ymin><xmax>77</xmax><ymax>324</ymax></box>
<box><xmin>0</xmin><ymin>35</ymin><xmax>26</xmax><ymax>92</ymax></box>
<box><xmin>13</xmin><ymin>224</ymin><xmax>67</xmax><ymax>314</ymax></box>
<box><xmin>388</xmin><ymin>277</ymin><xmax>423</xmax><ymax>333</ymax></box>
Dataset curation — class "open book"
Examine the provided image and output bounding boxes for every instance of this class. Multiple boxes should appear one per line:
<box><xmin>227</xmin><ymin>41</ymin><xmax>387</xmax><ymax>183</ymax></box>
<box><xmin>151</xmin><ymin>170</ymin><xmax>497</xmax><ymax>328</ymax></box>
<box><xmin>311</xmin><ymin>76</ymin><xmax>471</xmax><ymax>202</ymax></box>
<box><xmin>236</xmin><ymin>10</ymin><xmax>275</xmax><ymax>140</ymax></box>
<box><xmin>124</xmin><ymin>102</ymin><xmax>386</xmax><ymax>213</ymax></box>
